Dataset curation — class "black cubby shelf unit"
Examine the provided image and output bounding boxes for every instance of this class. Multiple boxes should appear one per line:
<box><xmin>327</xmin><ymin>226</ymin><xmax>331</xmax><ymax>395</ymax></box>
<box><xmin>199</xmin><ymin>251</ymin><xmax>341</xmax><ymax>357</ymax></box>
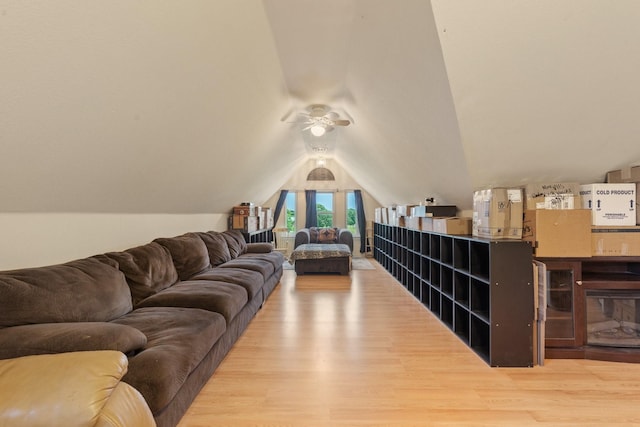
<box><xmin>374</xmin><ymin>222</ymin><xmax>534</xmax><ymax>367</ymax></box>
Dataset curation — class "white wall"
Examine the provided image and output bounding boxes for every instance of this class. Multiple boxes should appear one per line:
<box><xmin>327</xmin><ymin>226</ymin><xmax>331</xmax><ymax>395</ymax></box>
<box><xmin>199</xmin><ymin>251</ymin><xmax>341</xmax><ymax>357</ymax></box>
<box><xmin>0</xmin><ymin>213</ymin><xmax>228</xmax><ymax>270</ymax></box>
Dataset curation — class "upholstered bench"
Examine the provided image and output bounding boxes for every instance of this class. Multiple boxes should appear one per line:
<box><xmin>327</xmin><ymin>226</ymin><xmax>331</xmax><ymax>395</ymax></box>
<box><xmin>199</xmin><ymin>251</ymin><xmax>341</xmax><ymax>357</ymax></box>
<box><xmin>291</xmin><ymin>227</ymin><xmax>354</xmax><ymax>275</ymax></box>
<box><xmin>290</xmin><ymin>243</ymin><xmax>352</xmax><ymax>275</ymax></box>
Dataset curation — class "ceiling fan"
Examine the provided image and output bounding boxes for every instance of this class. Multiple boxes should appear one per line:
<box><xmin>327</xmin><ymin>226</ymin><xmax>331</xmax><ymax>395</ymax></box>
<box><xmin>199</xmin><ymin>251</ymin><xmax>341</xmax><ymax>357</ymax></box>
<box><xmin>293</xmin><ymin>104</ymin><xmax>351</xmax><ymax>137</ymax></box>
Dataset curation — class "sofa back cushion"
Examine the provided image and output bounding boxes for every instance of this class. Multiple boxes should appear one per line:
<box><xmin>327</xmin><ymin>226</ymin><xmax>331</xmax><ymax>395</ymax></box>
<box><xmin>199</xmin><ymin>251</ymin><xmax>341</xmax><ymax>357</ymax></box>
<box><xmin>0</xmin><ymin>257</ymin><xmax>133</xmax><ymax>327</ymax></box>
<box><xmin>196</xmin><ymin>231</ymin><xmax>232</xmax><ymax>266</ymax></box>
<box><xmin>153</xmin><ymin>233</ymin><xmax>211</xmax><ymax>280</ymax></box>
<box><xmin>309</xmin><ymin>227</ymin><xmax>339</xmax><ymax>243</ymax></box>
<box><xmin>222</xmin><ymin>230</ymin><xmax>247</xmax><ymax>258</ymax></box>
<box><xmin>106</xmin><ymin>242</ymin><xmax>179</xmax><ymax>306</ymax></box>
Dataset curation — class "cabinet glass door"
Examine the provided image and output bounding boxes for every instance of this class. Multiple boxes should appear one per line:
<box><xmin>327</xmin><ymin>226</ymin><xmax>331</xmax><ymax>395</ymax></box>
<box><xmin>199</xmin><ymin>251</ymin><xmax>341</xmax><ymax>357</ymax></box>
<box><xmin>544</xmin><ymin>262</ymin><xmax>584</xmax><ymax>347</ymax></box>
<box><xmin>547</xmin><ymin>269</ymin><xmax>574</xmax><ymax>338</ymax></box>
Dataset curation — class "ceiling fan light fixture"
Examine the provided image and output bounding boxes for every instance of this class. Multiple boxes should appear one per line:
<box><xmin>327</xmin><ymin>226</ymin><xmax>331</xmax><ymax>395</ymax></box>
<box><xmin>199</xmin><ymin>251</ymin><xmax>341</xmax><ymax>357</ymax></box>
<box><xmin>310</xmin><ymin>124</ymin><xmax>326</xmax><ymax>137</ymax></box>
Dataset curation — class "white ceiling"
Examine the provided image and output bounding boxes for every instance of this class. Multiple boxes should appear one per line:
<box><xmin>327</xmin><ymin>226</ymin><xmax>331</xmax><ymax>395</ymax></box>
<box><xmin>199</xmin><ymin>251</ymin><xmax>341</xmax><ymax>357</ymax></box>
<box><xmin>2</xmin><ymin>1</ymin><xmax>640</xmax><ymax>214</ymax></box>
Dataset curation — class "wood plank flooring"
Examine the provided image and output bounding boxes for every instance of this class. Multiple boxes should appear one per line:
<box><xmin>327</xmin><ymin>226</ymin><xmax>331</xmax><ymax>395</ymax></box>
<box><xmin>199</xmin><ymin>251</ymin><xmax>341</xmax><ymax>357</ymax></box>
<box><xmin>177</xmin><ymin>260</ymin><xmax>640</xmax><ymax>426</ymax></box>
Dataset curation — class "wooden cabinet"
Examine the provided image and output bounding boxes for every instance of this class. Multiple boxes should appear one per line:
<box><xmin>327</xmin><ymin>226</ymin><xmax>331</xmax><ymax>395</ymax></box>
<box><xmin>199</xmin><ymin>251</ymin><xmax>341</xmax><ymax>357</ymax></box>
<box><xmin>542</xmin><ymin>261</ymin><xmax>585</xmax><ymax>350</ymax></box>
<box><xmin>538</xmin><ymin>256</ymin><xmax>640</xmax><ymax>362</ymax></box>
<box><xmin>374</xmin><ymin>223</ymin><xmax>534</xmax><ymax>367</ymax></box>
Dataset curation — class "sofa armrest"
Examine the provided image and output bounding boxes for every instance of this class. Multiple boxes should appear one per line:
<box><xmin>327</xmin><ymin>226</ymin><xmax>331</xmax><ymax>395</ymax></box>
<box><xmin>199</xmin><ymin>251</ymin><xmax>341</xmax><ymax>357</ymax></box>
<box><xmin>245</xmin><ymin>242</ymin><xmax>274</xmax><ymax>253</ymax></box>
<box><xmin>338</xmin><ymin>229</ymin><xmax>354</xmax><ymax>253</ymax></box>
<box><xmin>294</xmin><ymin>228</ymin><xmax>310</xmax><ymax>249</ymax></box>
<box><xmin>0</xmin><ymin>351</ymin><xmax>155</xmax><ymax>427</ymax></box>
<box><xmin>0</xmin><ymin>322</ymin><xmax>147</xmax><ymax>360</ymax></box>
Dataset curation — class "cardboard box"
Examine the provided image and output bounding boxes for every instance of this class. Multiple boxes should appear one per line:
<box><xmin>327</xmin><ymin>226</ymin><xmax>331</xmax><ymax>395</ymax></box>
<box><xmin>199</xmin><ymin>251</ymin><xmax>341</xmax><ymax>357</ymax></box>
<box><xmin>257</xmin><ymin>212</ymin><xmax>266</xmax><ymax>230</ymax></box>
<box><xmin>473</xmin><ymin>188</ymin><xmax>524</xmax><ymax>239</ymax></box>
<box><xmin>396</xmin><ymin>205</ymin><xmax>417</xmax><ymax>217</ymax></box>
<box><xmin>230</xmin><ymin>214</ymin><xmax>258</xmax><ymax>232</ymax></box>
<box><xmin>606</xmin><ymin>165</ymin><xmax>640</xmax><ymax>183</ymax></box>
<box><xmin>524</xmin><ymin>182</ymin><xmax>581</xmax><ymax>210</ymax></box>
<box><xmin>420</xmin><ymin>216</ymin><xmax>435</xmax><ymax>232</ymax></box>
<box><xmin>523</xmin><ymin>209</ymin><xmax>592</xmax><ymax>257</ymax></box>
<box><xmin>233</xmin><ymin>206</ymin><xmax>256</xmax><ymax>216</ymax></box>
<box><xmin>591</xmin><ymin>226</ymin><xmax>640</xmax><ymax>256</ymax></box>
<box><xmin>580</xmin><ymin>183</ymin><xmax>636</xmax><ymax>226</ymax></box>
<box><xmin>405</xmin><ymin>216</ymin><xmax>421</xmax><ymax>230</ymax></box>
<box><xmin>432</xmin><ymin>217</ymin><xmax>472</xmax><ymax>235</ymax></box>
<box><xmin>606</xmin><ymin>166</ymin><xmax>640</xmax><ymax>225</ymax></box>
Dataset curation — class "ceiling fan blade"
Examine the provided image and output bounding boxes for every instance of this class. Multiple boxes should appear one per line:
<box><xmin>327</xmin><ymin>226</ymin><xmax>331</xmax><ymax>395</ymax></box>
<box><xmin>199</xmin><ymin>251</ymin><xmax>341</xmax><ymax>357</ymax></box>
<box><xmin>332</xmin><ymin>119</ymin><xmax>350</xmax><ymax>126</ymax></box>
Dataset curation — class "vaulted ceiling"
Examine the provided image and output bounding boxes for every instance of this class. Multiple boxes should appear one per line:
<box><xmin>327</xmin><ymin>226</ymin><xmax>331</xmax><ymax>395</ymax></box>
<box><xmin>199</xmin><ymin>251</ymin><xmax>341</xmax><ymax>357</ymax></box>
<box><xmin>3</xmin><ymin>0</ymin><xmax>640</xmax><ymax>214</ymax></box>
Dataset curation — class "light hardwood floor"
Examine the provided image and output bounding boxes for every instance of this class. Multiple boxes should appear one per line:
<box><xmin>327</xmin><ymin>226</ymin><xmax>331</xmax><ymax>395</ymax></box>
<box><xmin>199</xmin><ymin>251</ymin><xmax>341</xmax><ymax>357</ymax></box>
<box><xmin>178</xmin><ymin>260</ymin><xmax>640</xmax><ymax>427</ymax></box>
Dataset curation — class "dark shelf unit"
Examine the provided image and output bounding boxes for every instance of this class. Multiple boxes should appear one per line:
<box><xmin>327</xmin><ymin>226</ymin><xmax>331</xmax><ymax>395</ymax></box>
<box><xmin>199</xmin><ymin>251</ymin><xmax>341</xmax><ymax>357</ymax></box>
<box><xmin>374</xmin><ymin>222</ymin><xmax>534</xmax><ymax>367</ymax></box>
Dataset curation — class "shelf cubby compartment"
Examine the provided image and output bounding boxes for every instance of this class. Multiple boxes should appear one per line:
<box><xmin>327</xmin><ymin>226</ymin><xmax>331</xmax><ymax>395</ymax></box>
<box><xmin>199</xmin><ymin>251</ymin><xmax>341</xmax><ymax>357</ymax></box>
<box><xmin>441</xmin><ymin>265</ymin><xmax>454</xmax><ymax>298</ymax></box>
<box><xmin>405</xmin><ymin>249</ymin><xmax>413</xmax><ymax>271</ymax></box>
<box><xmin>470</xmin><ymin>315</ymin><xmax>490</xmax><ymax>363</ymax></box>
<box><xmin>392</xmin><ymin>260</ymin><xmax>401</xmax><ymax>282</ymax></box>
<box><xmin>412</xmin><ymin>230</ymin><xmax>421</xmax><ymax>252</ymax></box>
<box><xmin>453</xmin><ymin>239</ymin><xmax>470</xmax><ymax>272</ymax></box>
<box><xmin>430</xmin><ymin>286</ymin><xmax>441</xmax><ymax>316</ymax></box>
<box><xmin>412</xmin><ymin>272</ymin><xmax>421</xmax><ymax>299</ymax></box>
<box><xmin>421</xmin><ymin>232</ymin><xmax>430</xmax><ymax>257</ymax></box>
<box><xmin>470</xmin><ymin>241</ymin><xmax>490</xmax><ymax>281</ymax></box>
<box><xmin>440</xmin><ymin>236</ymin><xmax>453</xmax><ymax>266</ymax></box>
<box><xmin>420</xmin><ymin>256</ymin><xmax>430</xmax><ymax>281</ymax></box>
<box><xmin>400</xmin><ymin>267</ymin><xmax>408</xmax><ymax>291</ymax></box>
<box><xmin>454</xmin><ymin>305</ymin><xmax>470</xmax><ymax>343</ymax></box>
<box><xmin>430</xmin><ymin>234</ymin><xmax>441</xmax><ymax>261</ymax></box>
<box><xmin>399</xmin><ymin>228</ymin><xmax>406</xmax><ymax>248</ymax></box>
<box><xmin>470</xmin><ymin>278</ymin><xmax>490</xmax><ymax>322</ymax></box>
<box><xmin>454</xmin><ymin>271</ymin><xmax>470</xmax><ymax>308</ymax></box>
<box><xmin>441</xmin><ymin>295</ymin><xmax>454</xmax><ymax>329</ymax></box>
<box><xmin>420</xmin><ymin>280</ymin><xmax>430</xmax><ymax>306</ymax></box>
<box><xmin>430</xmin><ymin>261</ymin><xmax>441</xmax><ymax>289</ymax></box>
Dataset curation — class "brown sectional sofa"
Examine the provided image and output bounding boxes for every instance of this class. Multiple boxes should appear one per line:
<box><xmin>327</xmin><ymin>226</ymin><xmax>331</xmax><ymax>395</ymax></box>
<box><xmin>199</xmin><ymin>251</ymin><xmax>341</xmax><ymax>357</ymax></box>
<box><xmin>0</xmin><ymin>229</ymin><xmax>284</xmax><ymax>427</ymax></box>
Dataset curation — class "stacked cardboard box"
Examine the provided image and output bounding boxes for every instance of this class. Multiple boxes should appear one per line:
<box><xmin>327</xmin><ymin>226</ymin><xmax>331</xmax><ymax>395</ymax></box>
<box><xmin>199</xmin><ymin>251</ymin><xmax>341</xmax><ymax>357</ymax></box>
<box><xmin>606</xmin><ymin>165</ymin><xmax>640</xmax><ymax>225</ymax></box>
<box><xmin>472</xmin><ymin>188</ymin><xmax>524</xmax><ymax>239</ymax></box>
<box><xmin>230</xmin><ymin>204</ymin><xmax>258</xmax><ymax>232</ymax></box>
<box><xmin>591</xmin><ymin>226</ymin><xmax>640</xmax><ymax>256</ymax></box>
<box><xmin>580</xmin><ymin>183</ymin><xmax>636</xmax><ymax>226</ymax></box>
<box><xmin>521</xmin><ymin>182</ymin><xmax>589</xmax><ymax>257</ymax></box>
<box><xmin>432</xmin><ymin>217</ymin><xmax>472</xmax><ymax>235</ymax></box>
<box><xmin>522</xmin><ymin>209</ymin><xmax>592</xmax><ymax>257</ymax></box>
<box><xmin>523</xmin><ymin>182</ymin><xmax>581</xmax><ymax>210</ymax></box>
<box><xmin>229</xmin><ymin>203</ymin><xmax>273</xmax><ymax>232</ymax></box>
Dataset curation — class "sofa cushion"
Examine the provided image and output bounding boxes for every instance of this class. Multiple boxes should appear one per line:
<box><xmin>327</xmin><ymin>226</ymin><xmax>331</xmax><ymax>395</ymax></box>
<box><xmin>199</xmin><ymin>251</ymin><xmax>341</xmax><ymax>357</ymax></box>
<box><xmin>154</xmin><ymin>233</ymin><xmax>211</xmax><ymax>280</ymax></box>
<box><xmin>222</xmin><ymin>230</ymin><xmax>247</xmax><ymax>258</ymax></box>
<box><xmin>112</xmin><ymin>307</ymin><xmax>226</xmax><ymax>415</ymax></box>
<box><xmin>0</xmin><ymin>258</ymin><xmax>132</xmax><ymax>327</ymax></box>
<box><xmin>189</xmin><ymin>268</ymin><xmax>264</xmax><ymax>300</ymax></box>
<box><xmin>106</xmin><ymin>242</ymin><xmax>179</xmax><ymax>306</ymax></box>
<box><xmin>309</xmin><ymin>227</ymin><xmax>339</xmax><ymax>243</ymax></box>
<box><xmin>218</xmin><ymin>257</ymin><xmax>276</xmax><ymax>280</ymax></box>
<box><xmin>0</xmin><ymin>322</ymin><xmax>147</xmax><ymax>360</ymax></box>
<box><xmin>136</xmin><ymin>281</ymin><xmax>248</xmax><ymax>325</ymax></box>
<box><xmin>196</xmin><ymin>231</ymin><xmax>232</xmax><ymax>266</ymax></box>
<box><xmin>240</xmin><ymin>251</ymin><xmax>285</xmax><ymax>270</ymax></box>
